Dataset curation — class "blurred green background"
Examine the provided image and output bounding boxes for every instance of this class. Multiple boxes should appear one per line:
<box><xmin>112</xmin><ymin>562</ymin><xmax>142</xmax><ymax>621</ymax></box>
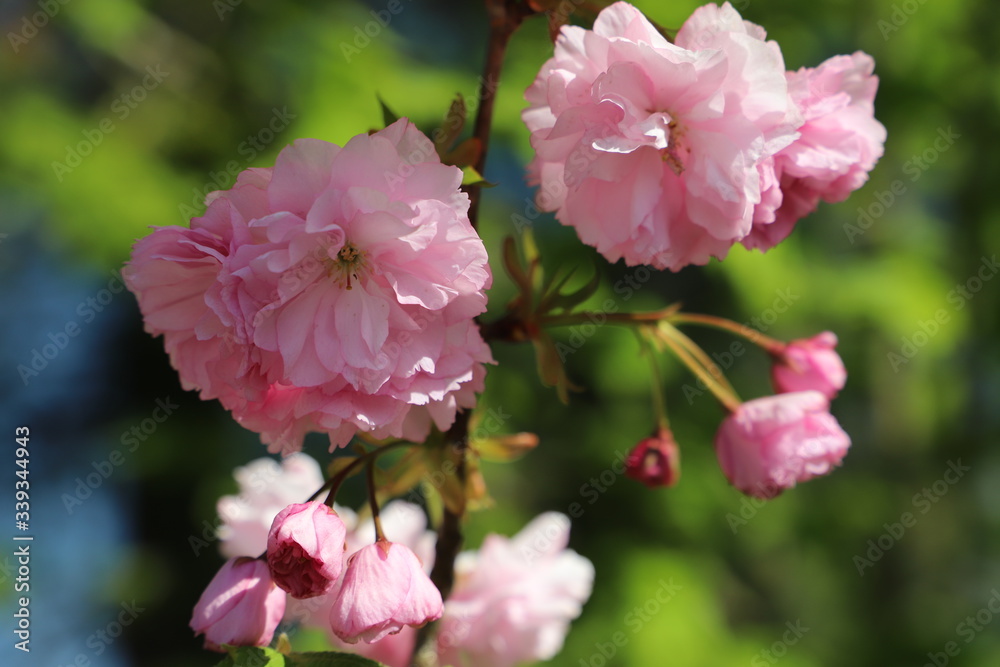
<box><xmin>2</xmin><ymin>0</ymin><xmax>998</xmax><ymax>665</ymax></box>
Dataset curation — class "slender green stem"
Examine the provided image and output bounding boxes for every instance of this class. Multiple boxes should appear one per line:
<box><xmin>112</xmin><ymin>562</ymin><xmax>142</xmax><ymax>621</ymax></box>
<box><xmin>660</xmin><ymin>322</ymin><xmax>739</xmax><ymax>399</ymax></box>
<box><xmin>540</xmin><ymin>304</ymin><xmax>681</xmax><ymax>328</ymax></box>
<box><xmin>656</xmin><ymin>322</ymin><xmax>742</xmax><ymax>412</ymax></box>
<box><xmin>366</xmin><ymin>459</ymin><xmax>386</xmax><ymax>542</ymax></box>
<box><xmin>322</xmin><ymin>441</ymin><xmax>412</xmax><ymax>507</ymax></box>
<box><xmin>637</xmin><ymin>328</ymin><xmax>670</xmax><ymax>431</ymax></box>
<box><xmin>667</xmin><ymin>312</ymin><xmax>785</xmax><ymax>354</ymax></box>
<box><xmin>305</xmin><ymin>478</ymin><xmax>334</xmax><ymax>504</ymax></box>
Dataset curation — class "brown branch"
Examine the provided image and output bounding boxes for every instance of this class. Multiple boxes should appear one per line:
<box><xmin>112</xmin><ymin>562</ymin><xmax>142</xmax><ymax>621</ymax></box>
<box><xmin>467</xmin><ymin>0</ymin><xmax>539</xmax><ymax>230</ymax></box>
<box><xmin>411</xmin><ymin>3</ymin><xmax>538</xmax><ymax>665</ymax></box>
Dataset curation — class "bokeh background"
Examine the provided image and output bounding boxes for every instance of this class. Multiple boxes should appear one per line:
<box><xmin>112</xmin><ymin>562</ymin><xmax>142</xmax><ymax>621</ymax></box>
<box><xmin>2</xmin><ymin>0</ymin><xmax>999</xmax><ymax>665</ymax></box>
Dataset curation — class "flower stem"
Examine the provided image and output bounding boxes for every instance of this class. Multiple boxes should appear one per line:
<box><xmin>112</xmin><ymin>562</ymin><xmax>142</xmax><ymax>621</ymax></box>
<box><xmin>366</xmin><ymin>459</ymin><xmax>386</xmax><ymax>543</ymax></box>
<box><xmin>414</xmin><ymin>4</ymin><xmax>538</xmax><ymax>664</ymax></box>
<box><xmin>321</xmin><ymin>440</ymin><xmax>411</xmax><ymax>507</ymax></box>
<box><xmin>539</xmin><ymin>304</ymin><xmax>681</xmax><ymax>328</ymax></box>
<box><xmin>637</xmin><ymin>329</ymin><xmax>671</xmax><ymax>431</ymax></box>
<box><xmin>667</xmin><ymin>312</ymin><xmax>785</xmax><ymax>354</ymax></box>
<box><xmin>466</xmin><ymin>0</ymin><xmax>538</xmax><ymax>230</ymax></box>
<box><xmin>656</xmin><ymin>322</ymin><xmax>742</xmax><ymax>413</ymax></box>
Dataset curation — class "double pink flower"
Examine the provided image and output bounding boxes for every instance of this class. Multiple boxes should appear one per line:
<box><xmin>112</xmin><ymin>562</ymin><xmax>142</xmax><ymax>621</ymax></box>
<box><xmin>523</xmin><ymin>2</ymin><xmax>885</xmax><ymax>270</ymax></box>
<box><xmin>715</xmin><ymin>391</ymin><xmax>850</xmax><ymax>499</ymax></box>
<box><xmin>125</xmin><ymin>119</ymin><xmax>492</xmax><ymax>454</ymax></box>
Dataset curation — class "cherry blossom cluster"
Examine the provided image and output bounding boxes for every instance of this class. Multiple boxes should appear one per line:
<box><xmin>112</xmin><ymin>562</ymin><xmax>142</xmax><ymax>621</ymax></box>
<box><xmin>191</xmin><ymin>496</ymin><xmax>442</xmax><ymax>651</ymax></box>
<box><xmin>523</xmin><ymin>1</ymin><xmax>885</xmax><ymax>270</ymax></box>
<box><xmin>190</xmin><ymin>455</ymin><xmax>594</xmax><ymax>667</ymax></box>
<box><xmin>714</xmin><ymin>333</ymin><xmax>850</xmax><ymax>499</ymax></box>
<box><xmin>624</xmin><ymin>330</ymin><xmax>851</xmax><ymax>498</ymax></box>
<box><xmin>120</xmin><ymin>0</ymin><xmax>885</xmax><ymax>663</ymax></box>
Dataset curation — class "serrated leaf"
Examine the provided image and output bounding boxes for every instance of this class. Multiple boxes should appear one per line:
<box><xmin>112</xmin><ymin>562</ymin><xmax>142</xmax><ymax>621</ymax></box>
<box><xmin>434</xmin><ymin>94</ymin><xmax>466</xmax><ymax>156</ymax></box>
<box><xmin>460</xmin><ymin>165</ymin><xmax>496</xmax><ymax>188</ymax></box>
<box><xmin>377</xmin><ymin>95</ymin><xmax>400</xmax><ymax>128</ymax></box>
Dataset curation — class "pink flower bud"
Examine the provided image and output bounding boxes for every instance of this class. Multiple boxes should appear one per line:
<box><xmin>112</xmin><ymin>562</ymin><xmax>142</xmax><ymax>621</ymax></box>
<box><xmin>190</xmin><ymin>556</ymin><xmax>286</xmax><ymax>651</ymax></box>
<box><xmin>330</xmin><ymin>540</ymin><xmax>443</xmax><ymax>644</ymax></box>
<box><xmin>267</xmin><ymin>501</ymin><xmax>348</xmax><ymax>599</ymax></box>
<box><xmin>771</xmin><ymin>331</ymin><xmax>847</xmax><ymax>399</ymax></box>
<box><xmin>715</xmin><ymin>391</ymin><xmax>850</xmax><ymax>499</ymax></box>
<box><xmin>625</xmin><ymin>430</ymin><xmax>681</xmax><ymax>488</ymax></box>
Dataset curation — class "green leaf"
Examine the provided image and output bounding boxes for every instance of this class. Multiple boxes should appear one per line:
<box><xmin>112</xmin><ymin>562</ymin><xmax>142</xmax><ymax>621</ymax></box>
<box><xmin>376</xmin><ymin>95</ymin><xmax>400</xmax><ymax>128</ymax></box>
<box><xmin>434</xmin><ymin>94</ymin><xmax>467</xmax><ymax>156</ymax></box>
<box><xmin>286</xmin><ymin>652</ymin><xmax>387</xmax><ymax>666</ymax></box>
<box><xmin>521</xmin><ymin>230</ymin><xmax>544</xmax><ymax>293</ymax></box>
<box><xmin>460</xmin><ymin>165</ymin><xmax>496</xmax><ymax>188</ymax></box>
<box><xmin>541</xmin><ymin>260</ymin><xmax>603</xmax><ymax>313</ymax></box>
<box><xmin>423</xmin><ymin>444</ymin><xmax>467</xmax><ymax>515</ymax></box>
<box><xmin>217</xmin><ymin>646</ymin><xmax>284</xmax><ymax>667</ymax></box>
<box><xmin>442</xmin><ymin>137</ymin><xmax>482</xmax><ymax>169</ymax></box>
<box><xmin>473</xmin><ymin>432</ymin><xmax>540</xmax><ymax>463</ymax></box>
<box><xmin>532</xmin><ymin>332</ymin><xmax>580</xmax><ymax>404</ymax></box>
<box><xmin>376</xmin><ymin>447</ymin><xmax>429</xmax><ymax>499</ymax></box>
<box><xmin>217</xmin><ymin>647</ymin><xmax>386</xmax><ymax>667</ymax></box>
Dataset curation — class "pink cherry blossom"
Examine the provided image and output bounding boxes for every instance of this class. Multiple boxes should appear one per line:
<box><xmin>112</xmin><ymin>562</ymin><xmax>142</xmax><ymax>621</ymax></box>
<box><xmin>266</xmin><ymin>502</ymin><xmax>348</xmax><ymax>599</ymax></box>
<box><xmin>124</xmin><ymin>119</ymin><xmax>493</xmax><ymax>453</ymax></box>
<box><xmin>624</xmin><ymin>428</ymin><xmax>681</xmax><ymax>487</ymax></box>
<box><xmin>437</xmin><ymin>512</ymin><xmax>594</xmax><ymax>667</ymax></box>
<box><xmin>771</xmin><ymin>331</ymin><xmax>847</xmax><ymax>399</ymax></box>
<box><xmin>714</xmin><ymin>391</ymin><xmax>850</xmax><ymax>499</ymax></box>
<box><xmin>522</xmin><ymin>2</ymin><xmax>799</xmax><ymax>271</ymax></box>
<box><xmin>216</xmin><ymin>453</ymin><xmax>328</xmax><ymax>559</ymax></box>
<box><xmin>190</xmin><ymin>556</ymin><xmax>286</xmax><ymax>651</ymax></box>
<box><xmin>745</xmin><ymin>52</ymin><xmax>886</xmax><ymax>250</ymax></box>
<box><xmin>284</xmin><ymin>501</ymin><xmax>434</xmax><ymax>665</ymax></box>
<box><xmin>329</xmin><ymin>540</ymin><xmax>443</xmax><ymax>644</ymax></box>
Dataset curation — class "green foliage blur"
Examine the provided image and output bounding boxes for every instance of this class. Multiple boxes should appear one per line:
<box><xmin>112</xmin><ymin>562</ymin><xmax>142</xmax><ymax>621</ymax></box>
<box><xmin>3</xmin><ymin>0</ymin><xmax>999</xmax><ymax>665</ymax></box>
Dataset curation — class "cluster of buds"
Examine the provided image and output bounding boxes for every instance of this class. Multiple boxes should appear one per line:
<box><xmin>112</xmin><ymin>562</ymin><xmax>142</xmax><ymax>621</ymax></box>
<box><xmin>625</xmin><ymin>330</ymin><xmax>850</xmax><ymax>500</ymax></box>
<box><xmin>713</xmin><ymin>332</ymin><xmax>849</xmax><ymax>499</ymax></box>
<box><xmin>190</xmin><ymin>500</ymin><xmax>442</xmax><ymax>651</ymax></box>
